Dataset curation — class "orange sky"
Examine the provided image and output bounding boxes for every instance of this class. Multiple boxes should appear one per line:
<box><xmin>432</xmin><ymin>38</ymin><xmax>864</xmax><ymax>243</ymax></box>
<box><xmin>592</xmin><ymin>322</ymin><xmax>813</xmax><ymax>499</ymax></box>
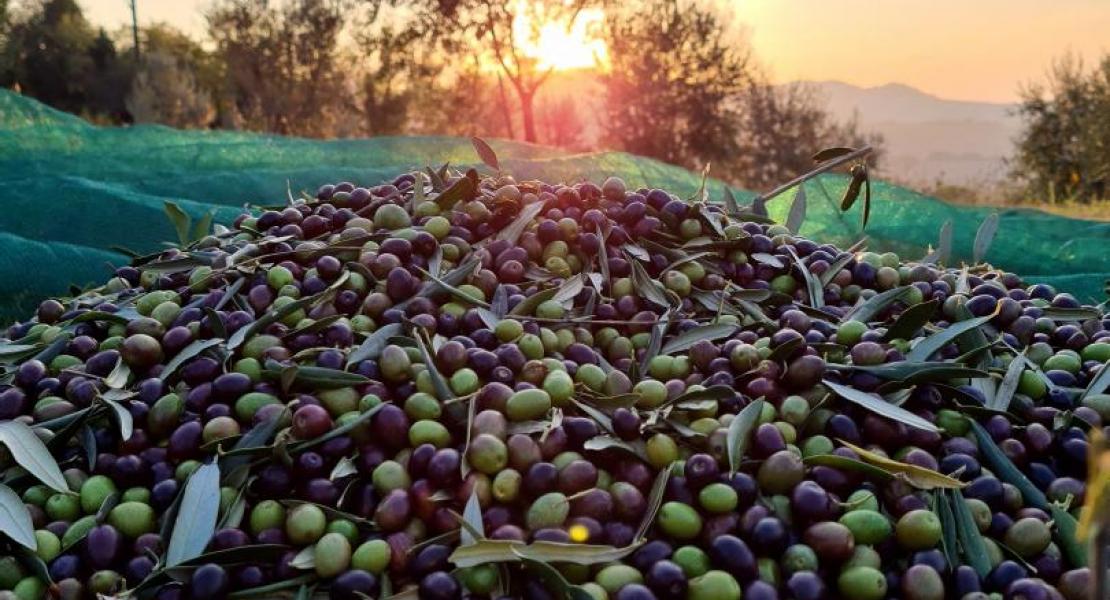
<box><xmin>80</xmin><ymin>0</ymin><xmax>1109</xmax><ymax>103</ymax></box>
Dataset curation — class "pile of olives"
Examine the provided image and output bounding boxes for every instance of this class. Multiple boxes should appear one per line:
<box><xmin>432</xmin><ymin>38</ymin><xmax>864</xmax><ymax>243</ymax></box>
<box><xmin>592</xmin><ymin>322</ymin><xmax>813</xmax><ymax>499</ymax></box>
<box><xmin>0</xmin><ymin>163</ymin><xmax>1105</xmax><ymax>600</ymax></box>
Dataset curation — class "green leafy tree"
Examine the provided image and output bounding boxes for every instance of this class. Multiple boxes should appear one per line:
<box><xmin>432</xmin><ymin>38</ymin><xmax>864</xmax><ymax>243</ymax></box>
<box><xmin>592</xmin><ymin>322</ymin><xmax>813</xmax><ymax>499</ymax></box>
<box><xmin>1013</xmin><ymin>54</ymin><xmax>1110</xmax><ymax>202</ymax></box>
<box><xmin>125</xmin><ymin>24</ymin><xmax>218</xmax><ymax>128</ymax></box>
<box><xmin>206</xmin><ymin>0</ymin><xmax>349</xmax><ymax>137</ymax></box>
<box><xmin>600</xmin><ymin>0</ymin><xmax>752</xmax><ymax>173</ymax></box>
<box><xmin>734</xmin><ymin>83</ymin><xmax>883</xmax><ymax>190</ymax></box>
<box><xmin>601</xmin><ymin>0</ymin><xmax>881</xmax><ymax>190</ymax></box>
<box><xmin>1</xmin><ymin>0</ymin><xmax>96</xmax><ymax>113</ymax></box>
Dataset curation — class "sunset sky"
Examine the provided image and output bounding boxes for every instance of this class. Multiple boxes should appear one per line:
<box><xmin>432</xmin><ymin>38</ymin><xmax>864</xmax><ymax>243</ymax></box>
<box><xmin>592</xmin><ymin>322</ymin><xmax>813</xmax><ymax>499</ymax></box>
<box><xmin>80</xmin><ymin>0</ymin><xmax>1109</xmax><ymax>103</ymax></box>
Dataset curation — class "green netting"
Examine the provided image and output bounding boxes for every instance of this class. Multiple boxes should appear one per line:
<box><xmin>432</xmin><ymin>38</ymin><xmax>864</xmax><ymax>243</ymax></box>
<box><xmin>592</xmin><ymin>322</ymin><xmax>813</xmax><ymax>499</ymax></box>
<box><xmin>1</xmin><ymin>89</ymin><xmax>1108</xmax><ymax>322</ymax></box>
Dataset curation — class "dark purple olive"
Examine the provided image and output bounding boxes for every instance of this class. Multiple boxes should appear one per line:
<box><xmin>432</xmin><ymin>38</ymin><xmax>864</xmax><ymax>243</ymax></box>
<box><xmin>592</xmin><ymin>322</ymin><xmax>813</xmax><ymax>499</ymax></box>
<box><xmin>191</xmin><ymin>563</ymin><xmax>229</xmax><ymax>599</ymax></box>
<box><xmin>85</xmin><ymin>524</ymin><xmax>121</xmax><ymax>569</ymax></box>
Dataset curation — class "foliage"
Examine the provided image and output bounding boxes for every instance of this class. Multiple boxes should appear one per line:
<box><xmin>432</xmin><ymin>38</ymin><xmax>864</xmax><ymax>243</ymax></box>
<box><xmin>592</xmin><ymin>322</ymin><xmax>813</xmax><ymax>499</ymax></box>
<box><xmin>0</xmin><ymin>0</ymin><xmax>130</xmax><ymax>119</ymax></box>
<box><xmin>600</xmin><ymin>0</ymin><xmax>752</xmax><ymax>174</ymax></box>
<box><xmin>0</xmin><ymin>0</ymin><xmax>883</xmax><ymax>186</ymax></box>
<box><xmin>735</xmin><ymin>83</ymin><xmax>883</xmax><ymax>190</ymax></box>
<box><xmin>1012</xmin><ymin>53</ymin><xmax>1110</xmax><ymax>203</ymax></box>
<box><xmin>599</xmin><ymin>0</ymin><xmax>881</xmax><ymax>190</ymax></box>
<box><xmin>205</xmin><ymin>0</ymin><xmax>350</xmax><ymax>137</ymax></box>
<box><xmin>127</xmin><ymin>50</ymin><xmax>214</xmax><ymax>128</ymax></box>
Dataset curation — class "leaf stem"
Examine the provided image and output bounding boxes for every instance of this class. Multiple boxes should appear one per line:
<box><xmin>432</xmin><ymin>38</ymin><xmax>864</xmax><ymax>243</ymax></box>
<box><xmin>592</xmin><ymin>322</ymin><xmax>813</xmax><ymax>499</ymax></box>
<box><xmin>755</xmin><ymin>145</ymin><xmax>874</xmax><ymax>205</ymax></box>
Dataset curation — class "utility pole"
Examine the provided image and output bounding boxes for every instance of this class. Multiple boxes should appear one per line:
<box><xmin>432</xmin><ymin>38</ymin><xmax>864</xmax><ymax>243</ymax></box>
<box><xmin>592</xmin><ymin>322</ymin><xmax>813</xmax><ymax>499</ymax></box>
<box><xmin>129</xmin><ymin>0</ymin><xmax>139</xmax><ymax>60</ymax></box>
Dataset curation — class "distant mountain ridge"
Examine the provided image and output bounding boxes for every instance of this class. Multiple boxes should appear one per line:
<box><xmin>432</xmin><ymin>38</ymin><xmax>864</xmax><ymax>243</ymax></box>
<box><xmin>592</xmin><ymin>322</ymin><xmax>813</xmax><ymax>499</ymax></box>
<box><xmin>792</xmin><ymin>81</ymin><xmax>1023</xmax><ymax>185</ymax></box>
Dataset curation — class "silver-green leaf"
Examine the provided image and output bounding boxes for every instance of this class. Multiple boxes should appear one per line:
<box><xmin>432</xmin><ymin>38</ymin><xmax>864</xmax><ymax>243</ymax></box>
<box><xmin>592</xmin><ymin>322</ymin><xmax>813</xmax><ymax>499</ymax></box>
<box><xmin>166</xmin><ymin>462</ymin><xmax>221</xmax><ymax>566</ymax></box>
<box><xmin>0</xmin><ymin>421</ymin><xmax>69</xmax><ymax>493</ymax></box>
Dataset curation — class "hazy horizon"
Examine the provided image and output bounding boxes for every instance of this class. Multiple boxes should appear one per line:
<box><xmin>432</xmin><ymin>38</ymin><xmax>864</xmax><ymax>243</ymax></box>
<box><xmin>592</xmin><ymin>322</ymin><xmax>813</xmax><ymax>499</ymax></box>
<box><xmin>77</xmin><ymin>0</ymin><xmax>1109</xmax><ymax>103</ymax></box>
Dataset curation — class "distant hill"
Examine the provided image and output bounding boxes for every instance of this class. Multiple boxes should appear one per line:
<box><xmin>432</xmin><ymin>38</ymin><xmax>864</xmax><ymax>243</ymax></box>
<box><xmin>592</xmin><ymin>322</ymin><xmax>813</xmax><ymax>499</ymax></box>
<box><xmin>797</xmin><ymin>81</ymin><xmax>1022</xmax><ymax>185</ymax></box>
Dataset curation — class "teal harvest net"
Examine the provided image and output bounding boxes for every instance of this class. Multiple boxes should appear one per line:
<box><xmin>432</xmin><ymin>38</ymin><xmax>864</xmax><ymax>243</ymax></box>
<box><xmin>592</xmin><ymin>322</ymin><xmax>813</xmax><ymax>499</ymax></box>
<box><xmin>1</xmin><ymin>89</ymin><xmax>1108</xmax><ymax>322</ymax></box>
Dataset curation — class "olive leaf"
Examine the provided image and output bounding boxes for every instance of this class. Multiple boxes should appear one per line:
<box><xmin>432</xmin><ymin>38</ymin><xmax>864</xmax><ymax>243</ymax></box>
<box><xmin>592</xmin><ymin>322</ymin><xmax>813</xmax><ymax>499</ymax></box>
<box><xmin>968</xmin><ymin>420</ymin><xmax>1048</xmax><ymax>508</ymax></box>
<box><xmin>346</xmin><ymin>323</ymin><xmax>403</xmax><ymax>367</ymax></box>
<box><xmin>723</xmin><ymin>187</ymin><xmax>740</xmax><ymax>214</ymax></box>
<box><xmin>842</xmin><ymin>286</ymin><xmax>913</xmax><ymax>324</ymax></box>
<box><xmin>163</xmin><ymin>200</ymin><xmax>193</xmax><ymax>246</ymax></box>
<box><xmin>933</xmin><ymin>490</ymin><xmax>958</xmax><ymax>568</ymax></box>
<box><xmin>471</xmin><ymin>137</ymin><xmax>500</xmax><ymax>171</ymax></box>
<box><xmin>228</xmin><ymin>293</ymin><xmax>326</xmax><ymax>352</ymax></box>
<box><xmin>659</xmin><ymin>323</ymin><xmax>735</xmax><ymax>356</ymax></box>
<box><xmin>803</xmin><ymin>454</ymin><xmax>893</xmax><ymax>482</ymax></box>
<box><xmin>689</xmin><ymin>162</ymin><xmax>711</xmax><ymax>204</ymax></box>
<box><xmin>0</xmin><ymin>421</ymin><xmax>69</xmax><ymax>493</ymax></box>
<box><xmin>520</xmin><ymin>556</ymin><xmax>596</xmax><ymax>600</ymax></box>
<box><xmin>193</xmin><ymin>210</ymin><xmax>215</xmax><ymax>242</ymax></box>
<box><xmin>825</xmin><ymin>361</ymin><xmax>987</xmax><ymax>383</ymax></box>
<box><xmin>460</xmin><ymin>489</ymin><xmax>485</xmax><ymax>546</ymax></box>
<box><xmin>882</xmin><ymin>299</ymin><xmax>939</xmax><ymax>341</ymax></box>
<box><xmin>497</xmin><ymin>199</ymin><xmax>546</xmax><ymax>246</ymax></box>
<box><xmin>840</xmin><ymin>164</ymin><xmax>866</xmax><ymax>212</ymax></box>
<box><xmin>973</xmin><ymin>212</ymin><xmax>999</xmax><ymax>264</ymax></box>
<box><xmin>988</xmin><ymin>351</ymin><xmax>1027</xmax><ymax>412</ymax></box>
<box><xmin>784</xmin><ymin>246</ymin><xmax>823</xmax><ymax>308</ymax></box>
<box><xmin>262</xmin><ymin>360</ymin><xmax>369</xmax><ymax>389</ymax></box>
<box><xmin>329</xmin><ymin>457</ymin><xmax>358</xmax><ymax>481</ymax></box>
<box><xmin>750</xmin><ymin>194</ymin><xmax>768</xmax><ymax>217</ymax></box>
<box><xmin>552</xmin><ymin>273</ymin><xmax>587</xmax><ymax>307</ymax></box>
<box><xmin>412</xmin><ymin>330</ymin><xmax>453</xmax><ymax>401</ymax></box>
<box><xmin>433</xmin><ymin>169</ymin><xmax>480</xmax><ymax>210</ymax></box>
<box><xmin>935</xmin><ymin>220</ymin><xmax>953</xmax><ymax>266</ymax></box>
<box><xmin>861</xmin><ymin>167</ymin><xmax>872</xmax><ymax>229</ymax></box>
<box><xmin>949</xmin><ymin>489</ymin><xmax>992</xmax><ymax>578</ymax></box>
<box><xmin>813</xmin><ymin>146</ymin><xmax>856</xmax><ymax>162</ymax></box>
<box><xmin>595</xmin><ymin>223</ymin><xmax>611</xmax><ymax>290</ymax></box>
<box><xmin>166</xmin><ymin>462</ymin><xmax>221</xmax><ymax>566</ymax></box>
<box><xmin>905</xmin><ymin>307</ymin><xmax>998</xmax><ymax>362</ymax></box>
<box><xmin>726</xmin><ymin>398</ymin><xmax>764</xmax><ymax>475</ymax></box>
<box><xmin>626</xmin><ymin>253</ymin><xmax>674</xmax><ymax>309</ymax></box>
<box><xmin>656</xmin><ymin>385</ymin><xmax>734</xmax><ymax>411</ymax></box>
<box><xmin>0</xmin><ymin>483</ymin><xmax>36</xmax><ymax>550</ymax></box>
<box><xmin>448</xmin><ymin>540</ymin><xmax>640</xmax><ymax>569</ymax></box>
<box><xmin>819</xmin><ymin>252</ymin><xmax>855</xmax><ymax>288</ymax></box>
<box><xmin>100</xmin><ymin>396</ymin><xmax>134</xmax><ymax>442</ymax></box>
<box><xmin>638</xmin><ymin>309</ymin><xmax>672</xmax><ymax>379</ymax></box>
<box><xmin>1080</xmin><ymin>360</ymin><xmax>1110</xmax><ymax>403</ymax></box>
<box><xmin>78</xmin><ymin>425</ymin><xmax>96</xmax><ymax>471</ymax></box>
<box><xmin>636</xmin><ymin>462</ymin><xmax>675</xmax><ymax>541</ymax></box>
<box><xmin>160</xmin><ymin>338</ymin><xmax>224</xmax><ymax>382</ymax></box>
<box><xmin>416</xmin><ymin>267</ymin><xmax>490</xmax><ymax>308</ymax></box>
<box><xmin>509</xmin><ymin>288</ymin><xmax>557</xmax><ymax>317</ymax></box>
<box><xmin>278</xmin><ymin>500</ymin><xmax>373</xmax><ymax>527</ymax></box>
<box><xmin>290</xmin><ymin>401</ymin><xmax>386</xmax><ymax>454</ymax></box>
<box><xmin>289</xmin><ymin>545</ymin><xmax>316</xmax><ymax>570</ymax></box>
<box><xmin>1040</xmin><ymin>306</ymin><xmax>1102</xmax><ymax>321</ymax></box>
<box><xmin>786</xmin><ymin>185</ymin><xmax>806</xmax><ymax>234</ymax></box>
<box><xmin>1048</xmin><ymin>503</ymin><xmax>1086</xmax><ymax>568</ymax></box>
<box><xmin>822</xmin><ymin>380</ymin><xmax>939</xmax><ymax>432</ymax></box>
<box><xmin>839</xmin><ymin>441</ymin><xmax>965</xmax><ymax>489</ymax></box>
<box><xmin>751</xmin><ymin>253</ymin><xmax>784</xmax><ymax>269</ymax></box>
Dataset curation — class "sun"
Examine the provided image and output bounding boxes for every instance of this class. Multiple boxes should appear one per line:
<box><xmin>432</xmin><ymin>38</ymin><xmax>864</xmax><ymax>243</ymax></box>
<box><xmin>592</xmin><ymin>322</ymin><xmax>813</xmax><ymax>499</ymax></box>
<box><xmin>515</xmin><ymin>7</ymin><xmax>608</xmax><ymax>71</ymax></box>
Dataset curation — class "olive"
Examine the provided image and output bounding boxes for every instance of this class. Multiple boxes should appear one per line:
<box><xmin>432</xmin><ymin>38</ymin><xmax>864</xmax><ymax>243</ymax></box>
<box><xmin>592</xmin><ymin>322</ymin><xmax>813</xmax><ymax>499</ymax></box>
<box><xmin>286</xmin><ymin>503</ymin><xmax>327</xmax><ymax>544</ymax></box>
<box><xmin>838</xmin><ymin>566</ymin><xmax>887</xmax><ymax>600</ymax></box>
<box><xmin>688</xmin><ymin>570</ymin><xmax>741</xmax><ymax>600</ymax></box>
<box><xmin>901</xmin><ymin>564</ymin><xmax>945</xmax><ymax>600</ymax></box>
<box><xmin>895</xmin><ymin>509</ymin><xmax>942</xmax><ymax>550</ymax></box>
<box><xmin>803</xmin><ymin>521</ymin><xmax>855</xmax><ymax>563</ymax></box>
<box><xmin>329</xmin><ymin>570</ymin><xmax>379</xmax><ymax>600</ymax></box>
<box><xmin>191</xmin><ymin>564</ymin><xmax>229</xmax><ymax>599</ymax></box>
<box><xmin>657</xmin><ymin>501</ymin><xmax>702</xmax><ymax>540</ymax></box>
<box><xmin>757</xmin><ymin>450</ymin><xmax>804</xmax><ymax>494</ymax></box>
<box><xmin>709</xmin><ymin>534</ymin><xmax>757</xmax><ymax>581</ymax></box>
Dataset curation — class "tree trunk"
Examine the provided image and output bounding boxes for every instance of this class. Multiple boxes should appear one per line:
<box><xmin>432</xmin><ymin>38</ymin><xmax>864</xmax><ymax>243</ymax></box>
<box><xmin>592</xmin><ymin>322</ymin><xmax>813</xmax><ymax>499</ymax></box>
<box><xmin>496</xmin><ymin>73</ymin><xmax>515</xmax><ymax>139</ymax></box>
<box><xmin>520</xmin><ymin>89</ymin><xmax>537</xmax><ymax>143</ymax></box>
